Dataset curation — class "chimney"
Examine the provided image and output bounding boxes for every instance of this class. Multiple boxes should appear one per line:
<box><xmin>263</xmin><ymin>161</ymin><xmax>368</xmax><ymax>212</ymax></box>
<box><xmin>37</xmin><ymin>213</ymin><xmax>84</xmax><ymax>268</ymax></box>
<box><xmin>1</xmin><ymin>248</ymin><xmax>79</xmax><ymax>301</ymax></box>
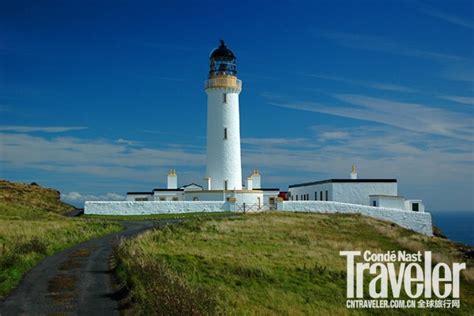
<box><xmin>247</xmin><ymin>177</ymin><xmax>253</xmax><ymax>190</ymax></box>
<box><xmin>205</xmin><ymin>177</ymin><xmax>212</xmax><ymax>190</ymax></box>
<box><xmin>251</xmin><ymin>169</ymin><xmax>261</xmax><ymax>189</ymax></box>
<box><xmin>350</xmin><ymin>165</ymin><xmax>357</xmax><ymax>180</ymax></box>
<box><xmin>167</xmin><ymin>169</ymin><xmax>177</xmax><ymax>189</ymax></box>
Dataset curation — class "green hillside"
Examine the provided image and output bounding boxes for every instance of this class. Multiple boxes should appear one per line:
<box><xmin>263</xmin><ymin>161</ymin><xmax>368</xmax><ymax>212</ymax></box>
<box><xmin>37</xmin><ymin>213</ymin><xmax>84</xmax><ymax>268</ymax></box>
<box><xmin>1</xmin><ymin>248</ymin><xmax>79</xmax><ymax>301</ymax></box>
<box><xmin>0</xmin><ymin>179</ymin><xmax>74</xmax><ymax>218</ymax></box>
<box><xmin>114</xmin><ymin>212</ymin><xmax>474</xmax><ymax>315</ymax></box>
<box><xmin>0</xmin><ymin>180</ymin><xmax>121</xmax><ymax>298</ymax></box>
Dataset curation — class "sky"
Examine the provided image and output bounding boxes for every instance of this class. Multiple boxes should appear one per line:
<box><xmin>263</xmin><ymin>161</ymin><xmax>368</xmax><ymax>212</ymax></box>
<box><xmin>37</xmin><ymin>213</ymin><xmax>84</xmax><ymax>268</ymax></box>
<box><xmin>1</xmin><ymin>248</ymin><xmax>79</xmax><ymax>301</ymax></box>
<box><xmin>0</xmin><ymin>0</ymin><xmax>473</xmax><ymax>211</ymax></box>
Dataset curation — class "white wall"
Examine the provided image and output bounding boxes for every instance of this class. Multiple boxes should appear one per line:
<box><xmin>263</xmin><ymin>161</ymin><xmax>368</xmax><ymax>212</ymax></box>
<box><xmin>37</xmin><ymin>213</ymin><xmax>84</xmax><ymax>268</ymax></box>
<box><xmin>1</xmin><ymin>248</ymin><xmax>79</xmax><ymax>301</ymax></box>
<box><xmin>85</xmin><ymin>201</ymin><xmax>229</xmax><ymax>215</ymax></box>
<box><xmin>405</xmin><ymin>200</ymin><xmax>425</xmax><ymax>212</ymax></box>
<box><xmin>370</xmin><ymin>196</ymin><xmax>405</xmax><ymax>209</ymax></box>
<box><xmin>126</xmin><ymin>194</ymin><xmax>153</xmax><ymax>201</ymax></box>
<box><xmin>153</xmin><ymin>191</ymin><xmax>183</xmax><ymax>201</ymax></box>
<box><xmin>289</xmin><ymin>183</ymin><xmax>332</xmax><ymax>201</ymax></box>
<box><xmin>333</xmin><ymin>182</ymin><xmax>397</xmax><ymax>205</ymax></box>
<box><xmin>183</xmin><ymin>190</ymin><xmax>264</xmax><ymax>206</ymax></box>
<box><xmin>263</xmin><ymin>191</ymin><xmax>279</xmax><ymax>205</ymax></box>
<box><xmin>277</xmin><ymin>201</ymin><xmax>432</xmax><ymax>236</ymax></box>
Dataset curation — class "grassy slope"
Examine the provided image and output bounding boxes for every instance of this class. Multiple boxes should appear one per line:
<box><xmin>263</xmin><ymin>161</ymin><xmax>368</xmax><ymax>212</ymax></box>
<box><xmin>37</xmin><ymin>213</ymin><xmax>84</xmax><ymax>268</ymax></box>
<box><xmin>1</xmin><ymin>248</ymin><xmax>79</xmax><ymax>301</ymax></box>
<box><xmin>0</xmin><ymin>180</ymin><xmax>122</xmax><ymax>298</ymax></box>
<box><xmin>115</xmin><ymin>212</ymin><xmax>474</xmax><ymax>315</ymax></box>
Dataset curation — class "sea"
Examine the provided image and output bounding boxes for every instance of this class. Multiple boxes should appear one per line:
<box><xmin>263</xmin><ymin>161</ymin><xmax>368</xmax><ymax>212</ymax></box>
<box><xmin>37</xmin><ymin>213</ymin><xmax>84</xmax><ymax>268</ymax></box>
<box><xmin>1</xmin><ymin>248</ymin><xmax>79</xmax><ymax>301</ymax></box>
<box><xmin>431</xmin><ymin>211</ymin><xmax>474</xmax><ymax>246</ymax></box>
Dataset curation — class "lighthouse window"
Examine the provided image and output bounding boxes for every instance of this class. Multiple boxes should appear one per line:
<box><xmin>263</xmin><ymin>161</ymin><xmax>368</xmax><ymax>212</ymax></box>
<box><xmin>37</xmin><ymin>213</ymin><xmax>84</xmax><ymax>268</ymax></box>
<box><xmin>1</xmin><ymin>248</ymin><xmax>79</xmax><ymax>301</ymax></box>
<box><xmin>223</xmin><ymin>93</ymin><xmax>227</xmax><ymax>103</ymax></box>
<box><xmin>224</xmin><ymin>128</ymin><xmax>228</xmax><ymax>139</ymax></box>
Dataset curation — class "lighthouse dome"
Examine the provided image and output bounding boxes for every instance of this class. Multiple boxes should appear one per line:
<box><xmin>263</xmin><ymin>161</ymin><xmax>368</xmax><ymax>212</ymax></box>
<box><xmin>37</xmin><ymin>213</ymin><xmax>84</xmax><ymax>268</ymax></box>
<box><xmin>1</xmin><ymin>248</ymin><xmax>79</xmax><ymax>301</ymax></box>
<box><xmin>209</xmin><ymin>40</ymin><xmax>237</xmax><ymax>77</ymax></box>
<box><xmin>210</xmin><ymin>40</ymin><xmax>235</xmax><ymax>60</ymax></box>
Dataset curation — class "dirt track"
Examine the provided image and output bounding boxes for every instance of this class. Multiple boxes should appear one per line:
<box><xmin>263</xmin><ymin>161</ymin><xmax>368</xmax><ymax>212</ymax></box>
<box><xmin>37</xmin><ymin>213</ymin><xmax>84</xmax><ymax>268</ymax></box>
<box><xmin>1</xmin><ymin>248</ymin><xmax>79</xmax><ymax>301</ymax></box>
<box><xmin>0</xmin><ymin>219</ymin><xmax>179</xmax><ymax>315</ymax></box>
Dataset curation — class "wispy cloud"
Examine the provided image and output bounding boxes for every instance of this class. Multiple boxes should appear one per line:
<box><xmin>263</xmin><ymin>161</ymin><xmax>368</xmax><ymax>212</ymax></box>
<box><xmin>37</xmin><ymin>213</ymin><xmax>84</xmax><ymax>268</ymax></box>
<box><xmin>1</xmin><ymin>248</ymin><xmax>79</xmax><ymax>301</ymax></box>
<box><xmin>421</xmin><ymin>6</ymin><xmax>474</xmax><ymax>29</ymax></box>
<box><xmin>437</xmin><ymin>95</ymin><xmax>474</xmax><ymax>106</ymax></box>
<box><xmin>306</xmin><ymin>74</ymin><xmax>418</xmax><ymax>93</ymax></box>
<box><xmin>0</xmin><ymin>126</ymin><xmax>88</xmax><ymax>133</ymax></box>
<box><xmin>61</xmin><ymin>191</ymin><xmax>125</xmax><ymax>206</ymax></box>
<box><xmin>241</xmin><ymin>137</ymin><xmax>308</xmax><ymax>146</ymax></box>
<box><xmin>267</xmin><ymin>94</ymin><xmax>473</xmax><ymax>141</ymax></box>
<box><xmin>0</xmin><ymin>133</ymin><xmax>205</xmax><ymax>180</ymax></box>
<box><xmin>316</xmin><ymin>30</ymin><xmax>466</xmax><ymax>62</ymax></box>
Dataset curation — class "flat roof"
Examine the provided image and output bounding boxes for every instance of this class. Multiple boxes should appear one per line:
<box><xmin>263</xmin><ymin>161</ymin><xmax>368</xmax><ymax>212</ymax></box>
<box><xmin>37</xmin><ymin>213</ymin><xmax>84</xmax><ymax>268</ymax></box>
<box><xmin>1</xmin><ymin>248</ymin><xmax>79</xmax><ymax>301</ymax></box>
<box><xmin>289</xmin><ymin>179</ymin><xmax>397</xmax><ymax>188</ymax></box>
<box><xmin>127</xmin><ymin>192</ymin><xmax>152</xmax><ymax>195</ymax></box>
<box><xmin>259</xmin><ymin>188</ymin><xmax>280</xmax><ymax>191</ymax></box>
<box><xmin>153</xmin><ymin>188</ymin><xmax>184</xmax><ymax>192</ymax></box>
<box><xmin>369</xmin><ymin>194</ymin><xmax>404</xmax><ymax>199</ymax></box>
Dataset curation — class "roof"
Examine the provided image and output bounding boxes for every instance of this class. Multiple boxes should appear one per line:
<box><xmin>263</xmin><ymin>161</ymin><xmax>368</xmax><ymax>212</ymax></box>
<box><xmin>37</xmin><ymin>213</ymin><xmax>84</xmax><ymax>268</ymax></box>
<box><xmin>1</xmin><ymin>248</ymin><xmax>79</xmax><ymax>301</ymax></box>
<box><xmin>210</xmin><ymin>40</ymin><xmax>235</xmax><ymax>60</ymax></box>
<box><xmin>127</xmin><ymin>192</ymin><xmax>152</xmax><ymax>195</ymax></box>
<box><xmin>259</xmin><ymin>188</ymin><xmax>280</xmax><ymax>191</ymax></box>
<box><xmin>179</xmin><ymin>183</ymin><xmax>203</xmax><ymax>189</ymax></box>
<box><xmin>152</xmin><ymin>188</ymin><xmax>184</xmax><ymax>192</ymax></box>
<box><xmin>289</xmin><ymin>179</ymin><xmax>397</xmax><ymax>188</ymax></box>
<box><xmin>369</xmin><ymin>195</ymin><xmax>405</xmax><ymax>199</ymax></box>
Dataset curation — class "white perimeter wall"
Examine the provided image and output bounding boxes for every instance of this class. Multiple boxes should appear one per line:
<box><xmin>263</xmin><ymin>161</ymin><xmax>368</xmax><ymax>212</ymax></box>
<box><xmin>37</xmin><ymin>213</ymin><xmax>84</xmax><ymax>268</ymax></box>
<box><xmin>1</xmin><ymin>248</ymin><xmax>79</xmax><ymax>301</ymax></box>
<box><xmin>277</xmin><ymin>201</ymin><xmax>432</xmax><ymax>236</ymax></box>
<box><xmin>85</xmin><ymin>201</ymin><xmax>228</xmax><ymax>215</ymax></box>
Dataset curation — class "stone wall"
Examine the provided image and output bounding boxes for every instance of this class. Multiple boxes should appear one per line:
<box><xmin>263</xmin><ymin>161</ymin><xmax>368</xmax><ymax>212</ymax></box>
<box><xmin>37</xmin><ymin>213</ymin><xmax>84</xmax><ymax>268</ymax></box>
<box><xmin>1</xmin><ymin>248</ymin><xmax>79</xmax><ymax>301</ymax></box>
<box><xmin>277</xmin><ymin>201</ymin><xmax>433</xmax><ymax>236</ymax></box>
<box><xmin>84</xmin><ymin>201</ymin><xmax>229</xmax><ymax>215</ymax></box>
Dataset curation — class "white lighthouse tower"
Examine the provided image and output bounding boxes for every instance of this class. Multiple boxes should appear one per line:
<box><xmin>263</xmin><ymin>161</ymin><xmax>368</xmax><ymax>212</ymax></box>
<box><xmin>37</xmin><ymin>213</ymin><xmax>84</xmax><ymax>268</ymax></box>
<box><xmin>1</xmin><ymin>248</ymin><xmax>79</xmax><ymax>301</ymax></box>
<box><xmin>205</xmin><ymin>40</ymin><xmax>243</xmax><ymax>190</ymax></box>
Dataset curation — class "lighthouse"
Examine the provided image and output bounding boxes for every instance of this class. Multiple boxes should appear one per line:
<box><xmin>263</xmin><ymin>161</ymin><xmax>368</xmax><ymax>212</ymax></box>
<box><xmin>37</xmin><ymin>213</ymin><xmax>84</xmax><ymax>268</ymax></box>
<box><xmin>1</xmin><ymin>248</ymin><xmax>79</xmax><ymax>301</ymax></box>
<box><xmin>205</xmin><ymin>40</ymin><xmax>243</xmax><ymax>190</ymax></box>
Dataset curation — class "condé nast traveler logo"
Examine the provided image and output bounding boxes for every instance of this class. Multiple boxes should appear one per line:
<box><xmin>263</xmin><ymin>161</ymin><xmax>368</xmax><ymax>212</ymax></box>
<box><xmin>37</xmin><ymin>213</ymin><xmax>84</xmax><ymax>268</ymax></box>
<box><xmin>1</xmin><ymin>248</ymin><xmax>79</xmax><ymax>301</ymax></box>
<box><xmin>340</xmin><ymin>250</ymin><xmax>466</xmax><ymax>309</ymax></box>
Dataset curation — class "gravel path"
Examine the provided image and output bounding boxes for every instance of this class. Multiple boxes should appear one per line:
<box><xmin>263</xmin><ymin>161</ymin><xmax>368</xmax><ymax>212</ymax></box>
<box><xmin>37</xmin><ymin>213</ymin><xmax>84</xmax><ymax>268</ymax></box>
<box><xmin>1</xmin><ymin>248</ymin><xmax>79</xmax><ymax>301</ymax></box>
<box><xmin>0</xmin><ymin>219</ymin><xmax>179</xmax><ymax>315</ymax></box>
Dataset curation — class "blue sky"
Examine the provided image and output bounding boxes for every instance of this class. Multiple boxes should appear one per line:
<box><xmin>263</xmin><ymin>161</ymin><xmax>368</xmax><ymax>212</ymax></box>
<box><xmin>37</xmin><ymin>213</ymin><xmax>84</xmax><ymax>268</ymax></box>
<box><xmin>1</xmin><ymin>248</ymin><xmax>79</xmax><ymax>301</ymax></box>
<box><xmin>0</xmin><ymin>0</ymin><xmax>473</xmax><ymax>211</ymax></box>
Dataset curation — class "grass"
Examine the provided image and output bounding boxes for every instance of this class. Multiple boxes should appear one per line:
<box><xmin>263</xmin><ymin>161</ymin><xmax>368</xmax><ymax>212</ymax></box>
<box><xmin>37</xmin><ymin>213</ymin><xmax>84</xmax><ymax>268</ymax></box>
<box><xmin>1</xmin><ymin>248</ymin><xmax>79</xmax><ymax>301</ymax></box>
<box><xmin>0</xmin><ymin>180</ymin><xmax>122</xmax><ymax>298</ymax></box>
<box><xmin>83</xmin><ymin>211</ymin><xmax>234</xmax><ymax>221</ymax></box>
<box><xmin>114</xmin><ymin>212</ymin><xmax>474</xmax><ymax>315</ymax></box>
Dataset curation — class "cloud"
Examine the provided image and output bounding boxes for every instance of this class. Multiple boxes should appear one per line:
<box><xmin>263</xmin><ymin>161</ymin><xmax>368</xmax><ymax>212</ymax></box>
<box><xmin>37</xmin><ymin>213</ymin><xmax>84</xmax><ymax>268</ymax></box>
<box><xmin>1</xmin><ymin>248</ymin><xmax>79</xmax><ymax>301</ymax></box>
<box><xmin>421</xmin><ymin>6</ymin><xmax>474</xmax><ymax>29</ymax></box>
<box><xmin>0</xmin><ymin>133</ymin><xmax>205</xmax><ymax>180</ymax></box>
<box><xmin>306</xmin><ymin>74</ymin><xmax>418</xmax><ymax>93</ymax></box>
<box><xmin>316</xmin><ymin>30</ymin><xmax>466</xmax><ymax>62</ymax></box>
<box><xmin>437</xmin><ymin>95</ymin><xmax>474</xmax><ymax>106</ymax></box>
<box><xmin>267</xmin><ymin>94</ymin><xmax>473</xmax><ymax>141</ymax></box>
<box><xmin>241</xmin><ymin>137</ymin><xmax>308</xmax><ymax>146</ymax></box>
<box><xmin>319</xmin><ymin>131</ymin><xmax>350</xmax><ymax>140</ymax></box>
<box><xmin>61</xmin><ymin>191</ymin><xmax>125</xmax><ymax>206</ymax></box>
<box><xmin>240</xmin><ymin>124</ymin><xmax>473</xmax><ymax>210</ymax></box>
<box><xmin>0</xmin><ymin>126</ymin><xmax>88</xmax><ymax>133</ymax></box>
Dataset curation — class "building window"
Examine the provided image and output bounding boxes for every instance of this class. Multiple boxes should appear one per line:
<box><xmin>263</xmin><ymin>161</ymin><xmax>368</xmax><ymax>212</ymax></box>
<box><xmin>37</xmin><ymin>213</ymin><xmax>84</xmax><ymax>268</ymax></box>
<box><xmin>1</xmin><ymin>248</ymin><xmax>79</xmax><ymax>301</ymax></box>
<box><xmin>223</xmin><ymin>93</ymin><xmax>227</xmax><ymax>103</ymax></box>
<box><xmin>412</xmin><ymin>203</ymin><xmax>419</xmax><ymax>212</ymax></box>
<box><xmin>373</xmin><ymin>201</ymin><xmax>377</xmax><ymax>207</ymax></box>
<box><xmin>296</xmin><ymin>195</ymin><xmax>298</xmax><ymax>201</ymax></box>
<box><xmin>172</xmin><ymin>197</ymin><xmax>179</xmax><ymax>201</ymax></box>
<box><xmin>325</xmin><ymin>191</ymin><xmax>328</xmax><ymax>201</ymax></box>
<box><xmin>224</xmin><ymin>128</ymin><xmax>227</xmax><ymax>139</ymax></box>
<box><xmin>315</xmin><ymin>192</ymin><xmax>317</xmax><ymax>200</ymax></box>
<box><xmin>159</xmin><ymin>197</ymin><xmax>165</xmax><ymax>201</ymax></box>
<box><xmin>320</xmin><ymin>191</ymin><xmax>323</xmax><ymax>201</ymax></box>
